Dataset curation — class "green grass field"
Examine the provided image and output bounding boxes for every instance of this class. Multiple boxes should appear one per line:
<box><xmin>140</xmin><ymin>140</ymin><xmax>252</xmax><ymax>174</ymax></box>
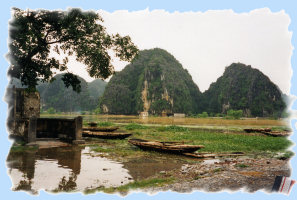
<box><xmin>124</xmin><ymin>124</ymin><xmax>292</xmax><ymax>153</ymax></box>
<box><xmin>83</xmin><ymin>122</ymin><xmax>293</xmax><ymax>161</ymax></box>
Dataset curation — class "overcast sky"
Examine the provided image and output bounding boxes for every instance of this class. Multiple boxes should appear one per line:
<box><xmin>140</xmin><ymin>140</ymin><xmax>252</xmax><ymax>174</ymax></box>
<box><xmin>66</xmin><ymin>8</ymin><xmax>292</xmax><ymax>94</ymax></box>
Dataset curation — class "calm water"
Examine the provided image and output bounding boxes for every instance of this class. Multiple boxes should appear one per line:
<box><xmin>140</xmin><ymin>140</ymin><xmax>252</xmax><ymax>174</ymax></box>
<box><xmin>6</xmin><ymin>146</ymin><xmax>185</xmax><ymax>194</ymax></box>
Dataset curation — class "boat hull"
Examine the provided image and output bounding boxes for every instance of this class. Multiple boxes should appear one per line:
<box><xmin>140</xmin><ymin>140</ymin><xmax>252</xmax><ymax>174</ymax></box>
<box><xmin>83</xmin><ymin>127</ymin><xmax>119</xmax><ymax>132</ymax></box>
<box><xmin>128</xmin><ymin>139</ymin><xmax>204</xmax><ymax>154</ymax></box>
<box><xmin>83</xmin><ymin>131</ymin><xmax>132</xmax><ymax>139</ymax></box>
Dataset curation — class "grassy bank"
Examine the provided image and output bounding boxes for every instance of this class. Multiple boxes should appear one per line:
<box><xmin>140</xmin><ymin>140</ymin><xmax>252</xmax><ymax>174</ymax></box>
<box><xmin>123</xmin><ymin>124</ymin><xmax>292</xmax><ymax>153</ymax></box>
<box><xmin>82</xmin><ymin>123</ymin><xmax>292</xmax><ymax>194</ymax></box>
<box><xmin>84</xmin><ymin>123</ymin><xmax>292</xmax><ymax>160</ymax></box>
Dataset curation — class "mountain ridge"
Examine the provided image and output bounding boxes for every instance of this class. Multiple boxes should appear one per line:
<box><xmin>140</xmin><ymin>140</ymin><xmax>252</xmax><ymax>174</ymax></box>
<box><xmin>100</xmin><ymin>48</ymin><xmax>203</xmax><ymax>115</ymax></box>
<box><xmin>201</xmin><ymin>63</ymin><xmax>286</xmax><ymax>117</ymax></box>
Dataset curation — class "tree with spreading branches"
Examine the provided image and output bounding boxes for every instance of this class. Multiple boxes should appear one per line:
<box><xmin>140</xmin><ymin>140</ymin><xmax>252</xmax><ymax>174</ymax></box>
<box><xmin>7</xmin><ymin>8</ymin><xmax>138</xmax><ymax>92</ymax></box>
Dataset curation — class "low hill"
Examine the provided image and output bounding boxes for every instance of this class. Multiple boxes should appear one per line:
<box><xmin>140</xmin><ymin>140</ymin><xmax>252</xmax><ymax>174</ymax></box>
<box><xmin>8</xmin><ymin>75</ymin><xmax>107</xmax><ymax>112</ymax></box>
<box><xmin>88</xmin><ymin>79</ymin><xmax>107</xmax><ymax>100</ymax></box>
<box><xmin>37</xmin><ymin>74</ymin><xmax>97</xmax><ymax>112</ymax></box>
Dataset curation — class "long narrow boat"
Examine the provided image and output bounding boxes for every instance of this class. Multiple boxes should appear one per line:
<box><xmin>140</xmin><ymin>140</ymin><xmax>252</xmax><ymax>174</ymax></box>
<box><xmin>87</xmin><ymin>122</ymin><xmax>98</xmax><ymax>127</ymax></box>
<box><xmin>128</xmin><ymin>138</ymin><xmax>204</xmax><ymax>154</ymax></box>
<box><xmin>243</xmin><ymin>128</ymin><xmax>290</xmax><ymax>137</ymax></box>
<box><xmin>83</xmin><ymin>127</ymin><xmax>119</xmax><ymax>132</ymax></box>
<box><xmin>261</xmin><ymin>131</ymin><xmax>290</xmax><ymax>137</ymax></box>
<box><xmin>82</xmin><ymin>131</ymin><xmax>132</xmax><ymax>139</ymax></box>
<box><xmin>243</xmin><ymin>128</ymin><xmax>271</xmax><ymax>133</ymax></box>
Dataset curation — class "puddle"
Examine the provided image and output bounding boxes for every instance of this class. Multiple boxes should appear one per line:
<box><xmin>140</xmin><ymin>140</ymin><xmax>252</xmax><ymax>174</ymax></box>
<box><xmin>123</xmin><ymin>156</ymin><xmax>184</xmax><ymax>180</ymax></box>
<box><xmin>7</xmin><ymin>146</ymin><xmax>133</xmax><ymax>193</ymax></box>
<box><xmin>6</xmin><ymin>146</ymin><xmax>185</xmax><ymax>194</ymax></box>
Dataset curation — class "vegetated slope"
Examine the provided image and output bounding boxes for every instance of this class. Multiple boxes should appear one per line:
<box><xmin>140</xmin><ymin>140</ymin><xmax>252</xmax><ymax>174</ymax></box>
<box><xmin>37</xmin><ymin>74</ymin><xmax>97</xmax><ymax>112</ymax></box>
<box><xmin>87</xmin><ymin>79</ymin><xmax>107</xmax><ymax>100</ymax></box>
<box><xmin>100</xmin><ymin>48</ymin><xmax>202</xmax><ymax>115</ymax></box>
<box><xmin>201</xmin><ymin>63</ymin><xmax>286</xmax><ymax>117</ymax></box>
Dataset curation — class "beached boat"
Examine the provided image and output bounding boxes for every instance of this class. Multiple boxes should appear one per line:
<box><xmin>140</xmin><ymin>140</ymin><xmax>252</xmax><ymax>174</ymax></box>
<box><xmin>87</xmin><ymin>122</ymin><xmax>98</xmax><ymax>127</ymax></box>
<box><xmin>83</xmin><ymin>127</ymin><xmax>119</xmax><ymax>132</ymax></box>
<box><xmin>261</xmin><ymin>131</ymin><xmax>290</xmax><ymax>137</ymax></box>
<box><xmin>244</xmin><ymin>128</ymin><xmax>290</xmax><ymax>137</ymax></box>
<box><xmin>243</xmin><ymin>128</ymin><xmax>271</xmax><ymax>133</ymax></box>
<box><xmin>128</xmin><ymin>138</ymin><xmax>204</xmax><ymax>153</ymax></box>
<box><xmin>82</xmin><ymin>131</ymin><xmax>132</xmax><ymax>139</ymax></box>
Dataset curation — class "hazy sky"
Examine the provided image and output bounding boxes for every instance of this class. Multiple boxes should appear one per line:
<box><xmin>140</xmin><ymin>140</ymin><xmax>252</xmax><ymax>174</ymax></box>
<box><xmin>65</xmin><ymin>8</ymin><xmax>293</xmax><ymax>94</ymax></box>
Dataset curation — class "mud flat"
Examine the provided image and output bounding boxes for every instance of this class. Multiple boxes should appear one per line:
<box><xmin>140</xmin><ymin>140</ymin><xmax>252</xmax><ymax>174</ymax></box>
<box><xmin>147</xmin><ymin>157</ymin><xmax>290</xmax><ymax>193</ymax></box>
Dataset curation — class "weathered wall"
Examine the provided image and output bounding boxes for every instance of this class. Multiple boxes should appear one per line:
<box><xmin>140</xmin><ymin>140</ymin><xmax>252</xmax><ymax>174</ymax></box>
<box><xmin>35</xmin><ymin>117</ymin><xmax>82</xmax><ymax>142</ymax></box>
<box><xmin>6</xmin><ymin>87</ymin><xmax>83</xmax><ymax>144</ymax></box>
<box><xmin>6</xmin><ymin>87</ymin><xmax>40</xmax><ymax>137</ymax></box>
<box><xmin>22</xmin><ymin>90</ymin><xmax>40</xmax><ymax>118</ymax></box>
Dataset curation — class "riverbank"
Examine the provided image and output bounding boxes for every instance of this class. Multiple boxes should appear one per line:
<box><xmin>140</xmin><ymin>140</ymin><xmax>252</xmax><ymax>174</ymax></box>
<box><xmin>7</xmin><ymin>117</ymin><xmax>293</xmax><ymax>195</ymax></box>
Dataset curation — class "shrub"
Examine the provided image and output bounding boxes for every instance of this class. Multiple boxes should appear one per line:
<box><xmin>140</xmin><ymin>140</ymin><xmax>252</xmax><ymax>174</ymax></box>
<box><xmin>197</xmin><ymin>112</ymin><xmax>208</xmax><ymax>118</ymax></box>
<box><xmin>215</xmin><ymin>113</ymin><xmax>225</xmax><ymax>117</ymax></box>
<box><xmin>226</xmin><ymin>109</ymin><xmax>243</xmax><ymax>119</ymax></box>
<box><xmin>47</xmin><ymin>107</ymin><xmax>56</xmax><ymax>114</ymax></box>
<box><xmin>94</xmin><ymin>106</ymin><xmax>101</xmax><ymax>115</ymax></box>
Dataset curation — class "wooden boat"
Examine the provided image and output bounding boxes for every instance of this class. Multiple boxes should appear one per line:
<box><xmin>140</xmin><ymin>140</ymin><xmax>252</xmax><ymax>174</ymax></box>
<box><xmin>244</xmin><ymin>128</ymin><xmax>290</xmax><ymax>137</ymax></box>
<box><xmin>128</xmin><ymin>138</ymin><xmax>204</xmax><ymax>154</ymax></box>
<box><xmin>87</xmin><ymin>122</ymin><xmax>97</xmax><ymax>127</ymax></box>
<box><xmin>243</xmin><ymin>128</ymin><xmax>271</xmax><ymax>133</ymax></box>
<box><xmin>261</xmin><ymin>131</ymin><xmax>290</xmax><ymax>137</ymax></box>
<box><xmin>82</xmin><ymin>131</ymin><xmax>132</xmax><ymax>139</ymax></box>
<box><xmin>83</xmin><ymin>126</ymin><xmax>119</xmax><ymax>132</ymax></box>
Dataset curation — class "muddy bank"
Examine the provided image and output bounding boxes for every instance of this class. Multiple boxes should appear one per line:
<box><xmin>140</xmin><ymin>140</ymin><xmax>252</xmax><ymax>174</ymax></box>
<box><xmin>146</xmin><ymin>157</ymin><xmax>290</xmax><ymax>193</ymax></box>
<box><xmin>7</xmin><ymin>137</ymin><xmax>292</xmax><ymax>195</ymax></box>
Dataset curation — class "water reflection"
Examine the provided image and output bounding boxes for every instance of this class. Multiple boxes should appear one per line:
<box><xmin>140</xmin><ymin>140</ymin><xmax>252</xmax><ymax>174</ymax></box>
<box><xmin>7</xmin><ymin>146</ymin><xmax>185</xmax><ymax>194</ymax></box>
<box><xmin>7</xmin><ymin>146</ymin><xmax>133</xmax><ymax>193</ymax></box>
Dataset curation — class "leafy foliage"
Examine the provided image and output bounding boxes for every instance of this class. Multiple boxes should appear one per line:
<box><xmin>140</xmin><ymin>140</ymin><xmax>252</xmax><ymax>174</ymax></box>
<box><xmin>47</xmin><ymin>107</ymin><xmax>56</xmax><ymax>114</ymax></box>
<box><xmin>197</xmin><ymin>112</ymin><xmax>209</xmax><ymax>118</ymax></box>
<box><xmin>93</xmin><ymin>106</ymin><xmax>101</xmax><ymax>115</ymax></box>
<box><xmin>226</xmin><ymin>109</ymin><xmax>243</xmax><ymax>119</ymax></box>
<box><xmin>100</xmin><ymin>48</ymin><xmax>202</xmax><ymax>115</ymax></box>
<box><xmin>7</xmin><ymin>8</ymin><xmax>138</xmax><ymax>92</ymax></box>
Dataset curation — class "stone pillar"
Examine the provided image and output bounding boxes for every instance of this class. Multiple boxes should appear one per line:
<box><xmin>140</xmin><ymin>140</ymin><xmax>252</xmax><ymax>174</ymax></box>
<box><xmin>13</xmin><ymin>86</ymin><xmax>16</xmax><ymax>119</ymax></box>
<box><xmin>73</xmin><ymin>116</ymin><xmax>85</xmax><ymax>144</ymax></box>
<box><xmin>27</xmin><ymin>117</ymin><xmax>37</xmax><ymax>143</ymax></box>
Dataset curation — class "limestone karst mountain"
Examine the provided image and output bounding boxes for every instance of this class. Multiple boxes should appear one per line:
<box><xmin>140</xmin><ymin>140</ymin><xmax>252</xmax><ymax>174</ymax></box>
<box><xmin>100</xmin><ymin>48</ymin><xmax>202</xmax><ymax>115</ymax></box>
<box><xmin>201</xmin><ymin>63</ymin><xmax>286</xmax><ymax>117</ymax></box>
